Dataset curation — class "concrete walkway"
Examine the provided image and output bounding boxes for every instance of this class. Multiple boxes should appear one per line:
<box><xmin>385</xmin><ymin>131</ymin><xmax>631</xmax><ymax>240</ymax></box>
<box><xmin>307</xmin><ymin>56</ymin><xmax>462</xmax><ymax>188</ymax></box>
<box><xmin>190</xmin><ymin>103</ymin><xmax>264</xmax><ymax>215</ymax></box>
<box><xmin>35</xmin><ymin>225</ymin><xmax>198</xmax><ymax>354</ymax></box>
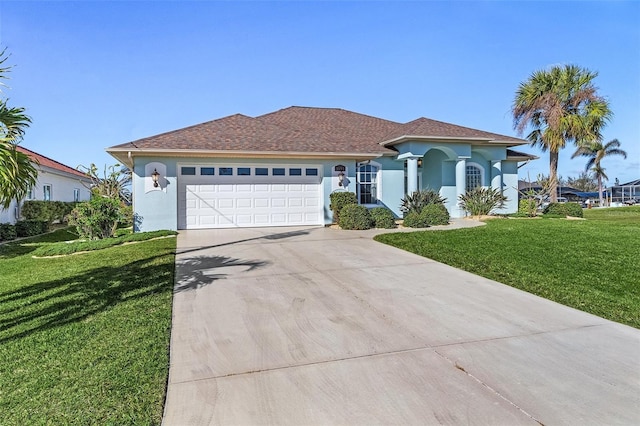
<box><xmin>164</xmin><ymin>223</ymin><xmax>640</xmax><ymax>425</ymax></box>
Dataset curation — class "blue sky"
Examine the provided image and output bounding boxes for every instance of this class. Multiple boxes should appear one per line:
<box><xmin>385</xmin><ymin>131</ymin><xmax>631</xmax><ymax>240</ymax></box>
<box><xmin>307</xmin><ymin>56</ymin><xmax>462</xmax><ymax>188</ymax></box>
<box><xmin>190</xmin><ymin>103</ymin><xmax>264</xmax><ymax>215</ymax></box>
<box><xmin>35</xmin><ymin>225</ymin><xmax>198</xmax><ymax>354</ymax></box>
<box><xmin>1</xmin><ymin>1</ymin><xmax>639</xmax><ymax>185</ymax></box>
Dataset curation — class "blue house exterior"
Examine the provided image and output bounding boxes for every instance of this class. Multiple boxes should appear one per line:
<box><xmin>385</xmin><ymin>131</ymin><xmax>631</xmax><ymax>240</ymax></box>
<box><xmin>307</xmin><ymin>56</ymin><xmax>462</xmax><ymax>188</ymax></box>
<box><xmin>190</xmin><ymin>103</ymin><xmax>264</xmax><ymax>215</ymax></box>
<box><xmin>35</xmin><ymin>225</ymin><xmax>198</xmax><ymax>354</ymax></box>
<box><xmin>107</xmin><ymin>107</ymin><xmax>534</xmax><ymax>231</ymax></box>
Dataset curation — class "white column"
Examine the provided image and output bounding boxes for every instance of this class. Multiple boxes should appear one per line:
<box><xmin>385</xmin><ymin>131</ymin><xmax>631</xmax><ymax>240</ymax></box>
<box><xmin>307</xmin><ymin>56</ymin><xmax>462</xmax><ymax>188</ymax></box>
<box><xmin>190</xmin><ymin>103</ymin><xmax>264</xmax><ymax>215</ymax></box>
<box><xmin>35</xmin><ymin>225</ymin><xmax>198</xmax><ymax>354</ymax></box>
<box><xmin>455</xmin><ymin>158</ymin><xmax>467</xmax><ymax>217</ymax></box>
<box><xmin>406</xmin><ymin>157</ymin><xmax>419</xmax><ymax>194</ymax></box>
<box><xmin>491</xmin><ymin>160</ymin><xmax>502</xmax><ymax>193</ymax></box>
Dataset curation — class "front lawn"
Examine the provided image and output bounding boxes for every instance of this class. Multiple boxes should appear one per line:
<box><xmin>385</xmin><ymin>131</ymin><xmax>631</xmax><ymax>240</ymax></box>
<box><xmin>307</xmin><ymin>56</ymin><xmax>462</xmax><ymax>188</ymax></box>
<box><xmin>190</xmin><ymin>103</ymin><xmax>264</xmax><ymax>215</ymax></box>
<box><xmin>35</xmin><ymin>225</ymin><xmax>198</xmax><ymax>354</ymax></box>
<box><xmin>0</xmin><ymin>229</ymin><xmax>176</xmax><ymax>424</ymax></box>
<box><xmin>375</xmin><ymin>206</ymin><xmax>640</xmax><ymax>328</ymax></box>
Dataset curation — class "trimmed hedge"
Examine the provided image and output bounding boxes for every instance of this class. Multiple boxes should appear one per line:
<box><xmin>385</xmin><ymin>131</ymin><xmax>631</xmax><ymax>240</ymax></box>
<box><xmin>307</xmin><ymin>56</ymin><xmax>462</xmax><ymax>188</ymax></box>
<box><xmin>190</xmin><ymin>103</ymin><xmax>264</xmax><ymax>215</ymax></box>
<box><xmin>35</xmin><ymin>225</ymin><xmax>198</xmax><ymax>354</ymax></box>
<box><xmin>21</xmin><ymin>201</ymin><xmax>77</xmax><ymax>224</ymax></box>
<box><xmin>403</xmin><ymin>211</ymin><xmax>429</xmax><ymax>228</ymax></box>
<box><xmin>403</xmin><ymin>204</ymin><xmax>450</xmax><ymax>228</ymax></box>
<box><xmin>421</xmin><ymin>203</ymin><xmax>450</xmax><ymax>225</ymax></box>
<box><xmin>338</xmin><ymin>204</ymin><xmax>373</xmax><ymax>230</ymax></box>
<box><xmin>329</xmin><ymin>191</ymin><xmax>358</xmax><ymax>223</ymax></box>
<box><xmin>543</xmin><ymin>202</ymin><xmax>583</xmax><ymax>218</ymax></box>
<box><xmin>370</xmin><ymin>207</ymin><xmax>396</xmax><ymax>229</ymax></box>
<box><xmin>0</xmin><ymin>223</ymin><xmax>17</xmax><ymax>241</ymax></box>
<box><xmin>15</xmin><ymin>220</ymin><xmax>50</xmax><ymax>237</ymax></box>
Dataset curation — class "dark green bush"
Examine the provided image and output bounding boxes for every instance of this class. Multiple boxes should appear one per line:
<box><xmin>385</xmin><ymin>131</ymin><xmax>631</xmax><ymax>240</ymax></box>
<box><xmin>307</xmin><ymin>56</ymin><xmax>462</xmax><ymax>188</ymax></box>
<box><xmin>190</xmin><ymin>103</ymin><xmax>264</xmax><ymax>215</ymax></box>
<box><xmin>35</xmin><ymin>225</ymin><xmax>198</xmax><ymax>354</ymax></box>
<box><xmin>518</xmin><ymin>198</ymin><xmax>538</xmax><ymax>217</ymax></box>
<box><xmin>0</xmin><ymin>223</ymin><xmax>17</xmax><ymax>241</ymax></box>
<box><xmin>400</xmin><ymin>189</ymin><xmax>447</xmax><ymax>215</ymax></box>
<box><xmin>403</xmin><ymin>211</ymin><xmax>429</xmax><ymax>228</ymax></box>
<box><xmin>338</xmin><ymin>204</ymin><xmax>373</xmax><ymax>230</ymax></box>
<box><xmin>543</xmin><ymin>202</ymin><xmax>583</xmax><ymax>218</ymax></box>
<box><xmin>421</xmin><ymin>203</ymin><xmax>450</xmax><ymax>225</ymax></box>
<box><xmin>459</xmin><ymin>187</ymin><xmax>508</xmax><ymax>216</ymax></box>
<box><xmin>68</xmin><ymin>197</ymin><xmax>124</xmax><ymax>239</ymax></box>
<box><xmin>329</xmin><ymin>191</ymin><xmax>358</xmax><ymax>223</ymax></box>
<box><xmin>15</xmin><ymin>220</ymin><xmax>50</xmax><ymax>237</ymax></box>
<box><xmin>21</xmin><ymin>200</ymin><xmax>77</xmax><ymax>224</ymax></box>
<box><xmin>369</xmin><ymin>207</ymin><xmax>396</xmax><ymax>229</ymax></box>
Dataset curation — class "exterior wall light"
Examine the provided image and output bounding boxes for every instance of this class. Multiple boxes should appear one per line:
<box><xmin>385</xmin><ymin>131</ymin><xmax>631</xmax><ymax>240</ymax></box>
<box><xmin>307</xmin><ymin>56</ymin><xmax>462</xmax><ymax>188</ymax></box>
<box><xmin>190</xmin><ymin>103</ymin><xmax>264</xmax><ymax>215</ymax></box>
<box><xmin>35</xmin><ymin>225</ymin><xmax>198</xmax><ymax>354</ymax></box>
<box><xmin>338</xmin><ymin>171</ymin><xmax>345</xmax><ymax>186</ymax></box>
<box><xmin>151</xmin><ymin>168</ymin><xmax>160</xmax><ymax>188</ymax></box>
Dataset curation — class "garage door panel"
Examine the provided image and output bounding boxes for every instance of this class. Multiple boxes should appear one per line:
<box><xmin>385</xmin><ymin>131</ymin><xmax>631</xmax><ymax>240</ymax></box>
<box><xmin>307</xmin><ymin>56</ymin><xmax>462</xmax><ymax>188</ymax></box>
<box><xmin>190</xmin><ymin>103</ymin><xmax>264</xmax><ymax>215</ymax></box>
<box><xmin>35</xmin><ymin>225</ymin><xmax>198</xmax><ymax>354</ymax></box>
<box><xmin>179</xmin><ymin>172</ymin><xmax>322</xmax><ymax>229</ymax></box>
<box><xmin>255</xmin><ymin>199</ymin><xmax>269</xmax><ymax>208</ymax></box>
<box><xmin>219</xmin><ymin>199</ymin><xmax>234</xmax><ymax>209</ymax></box>
<box><xmin>272</xmin><ymin>198</ymin><xmax>286</xmax><ymax>208</ymax></box>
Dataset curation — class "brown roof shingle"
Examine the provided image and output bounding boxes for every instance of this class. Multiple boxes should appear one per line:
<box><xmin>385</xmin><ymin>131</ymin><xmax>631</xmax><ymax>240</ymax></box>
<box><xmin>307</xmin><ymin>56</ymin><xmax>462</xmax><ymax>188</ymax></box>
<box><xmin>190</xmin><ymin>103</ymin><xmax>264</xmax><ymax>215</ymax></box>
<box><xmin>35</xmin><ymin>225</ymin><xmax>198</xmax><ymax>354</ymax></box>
<box><xmin>108</xmin><ymin>106</ymin><xmax>525</xmax><ymax>155</ymax></box>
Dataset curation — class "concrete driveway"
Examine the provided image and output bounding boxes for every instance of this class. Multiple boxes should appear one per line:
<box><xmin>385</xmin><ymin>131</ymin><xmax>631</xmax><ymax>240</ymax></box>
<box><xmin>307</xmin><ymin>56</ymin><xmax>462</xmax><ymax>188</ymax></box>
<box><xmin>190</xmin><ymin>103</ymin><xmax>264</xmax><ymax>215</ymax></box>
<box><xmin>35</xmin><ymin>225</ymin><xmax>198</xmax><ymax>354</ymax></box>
<box><xmin>164</xmin><ymin>225</ymin><xmax>640</xmax><ymax>425</ymax></box>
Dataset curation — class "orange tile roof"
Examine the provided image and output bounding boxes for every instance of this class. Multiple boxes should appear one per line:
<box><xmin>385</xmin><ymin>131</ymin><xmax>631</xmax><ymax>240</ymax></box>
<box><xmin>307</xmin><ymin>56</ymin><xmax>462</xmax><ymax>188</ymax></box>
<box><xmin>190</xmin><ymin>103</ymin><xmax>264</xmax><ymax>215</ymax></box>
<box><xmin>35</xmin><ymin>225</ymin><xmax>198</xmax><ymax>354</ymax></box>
<box><xmin>16</xmin><ymin>145</ymin><xmax>89</xmax><ymax>178</ymax></box>
<box><xmin>109</xmin><ymin>106</ymin><xmax>525</xmax><ymax>155</ymax></box>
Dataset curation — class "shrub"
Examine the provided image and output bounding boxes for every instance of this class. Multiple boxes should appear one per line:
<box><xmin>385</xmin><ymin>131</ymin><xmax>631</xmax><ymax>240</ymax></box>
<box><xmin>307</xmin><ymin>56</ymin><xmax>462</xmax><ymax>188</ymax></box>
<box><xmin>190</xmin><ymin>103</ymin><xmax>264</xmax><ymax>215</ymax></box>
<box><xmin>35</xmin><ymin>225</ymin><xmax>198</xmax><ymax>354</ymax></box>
<box><xmin>543</xmin><ymin>202</ymin><xmax>583</xmax><ymax>218</ymax></box>
<box><xmin>403</xmin><ymin>211</ymin><xmax>429</xmax><ymax>228</ymax></box>
<box><xmin>369</xmin><ymin>207</ymin><xmax>396</xmax><ymax>229</ymax></box>
<box><xmin>21</xmin><ymin>200</ymin><xmax>77</xmax><ymax>224</ymax></box>
<box><xmin>338</xmin><ymin>204</ymin><xmax>373</xmax><ymax>230</ymax></box>
<box><xmin>15</xmin><ymin>220</ymin><xmax>49</xmax><ymax>237</ymax></box>
<box><xmin>459</xmin><ymin>187</ymin><xmax>508</xmax><ymax>216</ymax></box>
<box><xmin>420</xmin><ymin>203</ymin><xmax>450</xmax><ymax>225</ymax></box>
<box><xmin>400</xmin><ymin>189</ymin><xmax>446</xmax><ymax>215</ymax></box>
<box><xmin>329</xmin><ymin>191</ymin><xmax>358</xmax><ymax>223</ymax></box>
<box><xmin>518</xmin><ymin>198</ymin><xmax>538</xmax><ymax>217</ymax></box>
<box><xmin>68</xmin><ymin>197</ymin><xmax>125</xmax><ymax>239</ymax></box>
<box><xmin>0</xmin><ymin>223</ymin><xmax>17</xmax><ymax>241</ymax></box>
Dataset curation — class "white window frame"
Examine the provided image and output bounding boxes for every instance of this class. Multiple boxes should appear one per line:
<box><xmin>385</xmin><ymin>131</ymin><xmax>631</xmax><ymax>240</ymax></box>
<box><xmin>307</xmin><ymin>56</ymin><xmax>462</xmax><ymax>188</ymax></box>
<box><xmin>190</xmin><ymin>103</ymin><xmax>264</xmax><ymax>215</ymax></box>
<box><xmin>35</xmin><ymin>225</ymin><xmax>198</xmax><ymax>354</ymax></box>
<box><xmin>73</xmin><ymin>188</ymin><xmax>80</xmax><ymax>202</ymax></box>
<box><xmin>43</xmin><ymin>184</ymin><xmax>52</xmax><ymax>201</ymax></box>
<box><xmin>357</xmin><ymin>161</ymin><xmax>382</xmax><ymax>206</ymax></box>
<box><xmin>466</xmin><ymin>162</ymin><xmax>485</xmax><ymax>192</ymax></box>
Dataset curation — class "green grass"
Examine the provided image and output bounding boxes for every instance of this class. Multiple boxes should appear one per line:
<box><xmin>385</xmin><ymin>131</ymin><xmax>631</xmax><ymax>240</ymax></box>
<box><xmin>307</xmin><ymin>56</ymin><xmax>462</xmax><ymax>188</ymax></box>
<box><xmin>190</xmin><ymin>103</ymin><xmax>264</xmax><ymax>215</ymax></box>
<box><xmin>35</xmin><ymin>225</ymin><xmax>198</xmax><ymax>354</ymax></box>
<box><xmin>375</xmin><ymin>206</ymin><xmax>640</xmax><ymax>328</ymax></box>
<box><xmin>30</xmin><ymin>229</ymin><xmax>177</xmax><ymax>257</ymax></box>
<box><xmin>0</xmin><ymin>229</ymin><xmax>176</xmax><ymax>424</ymax></box>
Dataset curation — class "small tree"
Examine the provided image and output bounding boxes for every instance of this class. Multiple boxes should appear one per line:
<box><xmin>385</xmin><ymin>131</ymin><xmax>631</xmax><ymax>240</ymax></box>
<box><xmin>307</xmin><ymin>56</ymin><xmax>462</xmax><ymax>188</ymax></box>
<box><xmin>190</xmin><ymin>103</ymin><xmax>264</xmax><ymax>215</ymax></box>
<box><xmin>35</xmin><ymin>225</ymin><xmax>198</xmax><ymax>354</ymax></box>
<box><xmin>68</xmin><ymin>197</ymin><xmax>124</xmax><ymax>240</ymax></box>
<box><xmin>78</xmin><ymin>163</ymin><xmax>132</xmax><ymax>205</ymax></box>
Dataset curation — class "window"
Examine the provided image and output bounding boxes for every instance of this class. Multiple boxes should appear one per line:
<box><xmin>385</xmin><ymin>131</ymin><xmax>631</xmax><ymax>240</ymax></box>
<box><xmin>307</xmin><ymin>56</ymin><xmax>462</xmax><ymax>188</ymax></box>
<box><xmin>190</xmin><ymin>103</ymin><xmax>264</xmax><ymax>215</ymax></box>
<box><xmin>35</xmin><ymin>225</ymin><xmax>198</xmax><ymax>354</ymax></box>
<box><xmin>201</xmin><ymin>167</ymin><xmax>215</xmax><ymax>175</ymax></box>
<box><xmin>181</xmin><ymin>166</ymin><xmax>196</xmax><ymax>175</ymax></box>
<box><xmin>238</xmin><ymin>167</ymin><xmax>251</xmax><ymax>176</ymax></box>
<box><xmin>255</xmin><ymin>168</ymin><xmax>269</xmax><ymax>176</ymax></box>
<box><xmin>74</xmin><ymin>188</ymin><xmax>80</xmax><ymax>202</ymax></box>
<box><xmin>43</xmin><ymin>185</ymin><xmax>51</xmax><ymax>201</ymax></box>
<box><xmin>306</xmin><ymin>168</ymin><xmax>318</xmax><ymax>176</ymax></box>
<box><xmin>466</xmin><ymin>164</ymin><xmax>483</xmax><ymax>192</ymax></box>
<box><xmin>289</xmin><ymin>168</ymin><xmax>302</xmax><ymax>176</ymax></box>
<box><xmin>273</xmin><ymin>168</ymin><xmax>285</xmax><ymax>176</ymax></box>
<box><xmin>219</xmin><ymin>167</ymin><xmax>233</xmax><ymax>176</ymax></box>
<box><xmin>27</xmin><ymin>188</ymin><xmax>34</xmax><ymax>200</ymax></box>
<box><xmin>358</xmin><ymin>164</ymin><xmax>378</xmax><ymax>204</ymax></box>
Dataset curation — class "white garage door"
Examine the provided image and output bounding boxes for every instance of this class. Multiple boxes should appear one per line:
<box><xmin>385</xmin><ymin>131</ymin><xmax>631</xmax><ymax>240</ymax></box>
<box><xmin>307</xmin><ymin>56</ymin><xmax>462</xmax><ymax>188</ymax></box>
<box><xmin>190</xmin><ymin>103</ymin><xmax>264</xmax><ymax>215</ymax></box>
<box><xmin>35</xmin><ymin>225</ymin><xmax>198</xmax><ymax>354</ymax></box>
<box><xmin>177</xmin><ymin>165</ymin><xmax>323</xmax><ymax>229</ymax></box>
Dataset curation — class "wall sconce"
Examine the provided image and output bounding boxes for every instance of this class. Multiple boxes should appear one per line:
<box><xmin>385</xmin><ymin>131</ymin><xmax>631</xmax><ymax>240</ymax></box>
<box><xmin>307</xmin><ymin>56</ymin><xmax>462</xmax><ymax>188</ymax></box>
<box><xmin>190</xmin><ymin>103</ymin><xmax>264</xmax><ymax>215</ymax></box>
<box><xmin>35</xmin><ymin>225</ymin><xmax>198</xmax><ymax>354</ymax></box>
<box><xmin>338</xmin><ymin>171</ymin><xmax>345</xmax><ymax>186</ymax></box>
<box><xmin>151</xmin><ymin>168</ymin><xmax>160</xmax><ymax>188</ymax></box>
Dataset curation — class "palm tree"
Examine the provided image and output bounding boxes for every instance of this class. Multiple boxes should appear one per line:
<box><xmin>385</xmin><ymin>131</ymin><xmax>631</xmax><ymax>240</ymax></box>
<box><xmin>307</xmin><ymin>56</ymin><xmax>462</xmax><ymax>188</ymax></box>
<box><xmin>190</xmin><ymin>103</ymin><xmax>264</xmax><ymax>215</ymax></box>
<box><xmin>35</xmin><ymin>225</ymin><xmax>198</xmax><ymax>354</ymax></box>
<box><xmin>0</xmin><ymin>49</ymin><xmax>38</xmax><ymax>209</ymax></box>
<box><xmin>512</xmin><ymin>65</ymin><xmax>612</xmax><ymax>202</ymax></box>
<box><xmin>572</xmin><ymin>139</ymin><xmax>627</xmax><ymax>206</ymax></box>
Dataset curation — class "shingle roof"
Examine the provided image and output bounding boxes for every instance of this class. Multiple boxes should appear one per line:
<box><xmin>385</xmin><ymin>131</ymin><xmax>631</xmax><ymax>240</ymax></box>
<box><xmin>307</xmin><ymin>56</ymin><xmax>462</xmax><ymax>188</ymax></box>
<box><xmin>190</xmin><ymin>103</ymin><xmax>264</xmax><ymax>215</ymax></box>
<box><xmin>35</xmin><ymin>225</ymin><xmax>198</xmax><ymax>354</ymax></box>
<box><xmin>108</xmin><ymin>106</ymin><xmax>526</xmax><ymax>155</ymax></box>
<box><xmin>383</xmin><ymin>117</ymin><xmax>524</xmax><ymax>144</ymax></box>
<box><xmin>16</xmin><ymin>145</ymin><xmax>88</xmax><ymax>178</ymax></box>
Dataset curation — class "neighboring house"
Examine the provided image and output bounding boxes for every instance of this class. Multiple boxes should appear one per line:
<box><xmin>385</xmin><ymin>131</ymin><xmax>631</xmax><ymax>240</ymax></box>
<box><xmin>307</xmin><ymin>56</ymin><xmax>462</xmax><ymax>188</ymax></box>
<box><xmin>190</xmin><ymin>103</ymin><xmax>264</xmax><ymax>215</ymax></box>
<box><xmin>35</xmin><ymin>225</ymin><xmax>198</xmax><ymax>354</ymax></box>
<box><xmin>606</xmin><ymin>179</ymin><xmax>640</xmax><ymax>204</ymax></box>
<box><xmin>106</xmin><ymin>106</ymin><xmax>536</xmax><ymax>231</ymax></box>
<box><xmin>0</xmin><ymin>146</ymin><xmax>92</xmax><ymax>224</ymax></box>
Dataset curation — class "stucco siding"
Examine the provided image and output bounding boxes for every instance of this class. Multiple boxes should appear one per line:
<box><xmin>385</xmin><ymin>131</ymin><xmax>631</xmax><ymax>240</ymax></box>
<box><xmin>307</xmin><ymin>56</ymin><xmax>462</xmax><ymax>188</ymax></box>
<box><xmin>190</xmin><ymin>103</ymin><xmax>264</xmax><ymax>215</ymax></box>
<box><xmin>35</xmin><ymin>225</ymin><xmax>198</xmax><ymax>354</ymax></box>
<box><xmin>501</xmin><ymin>161</ymin><xmax>519</xmax><ymax>214</ymax></box>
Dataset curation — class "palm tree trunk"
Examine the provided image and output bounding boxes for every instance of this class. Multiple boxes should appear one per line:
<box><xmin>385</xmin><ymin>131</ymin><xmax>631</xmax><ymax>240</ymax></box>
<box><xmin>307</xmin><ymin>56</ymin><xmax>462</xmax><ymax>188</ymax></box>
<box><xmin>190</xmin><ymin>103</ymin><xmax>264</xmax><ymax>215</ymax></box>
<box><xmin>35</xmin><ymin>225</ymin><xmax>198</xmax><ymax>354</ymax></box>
<box><xmin>549</xmin><ymin>150</ymin><xmax>559</xmax><ymax>203</ymax></box>
<box><xmin>598</xmin><ymin>175</ymin><xmax>603</xmax><ymax>206</ymax></box>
